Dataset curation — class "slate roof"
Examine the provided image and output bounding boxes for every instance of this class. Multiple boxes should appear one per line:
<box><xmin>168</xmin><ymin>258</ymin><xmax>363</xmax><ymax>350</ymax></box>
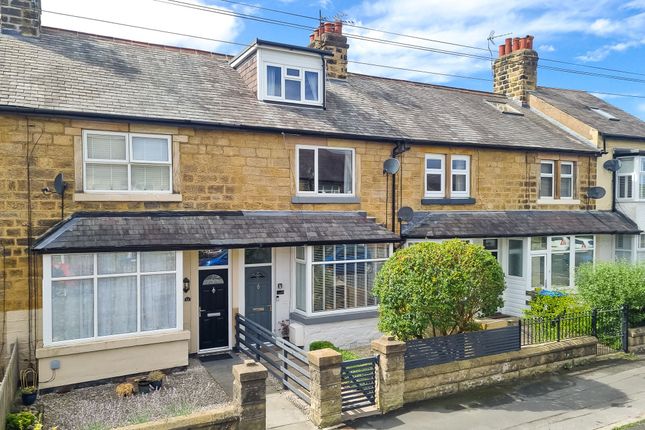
<box><xmin>532</xmin><ymin>87</ymin><xmax>645</xmax><ymax>139</ymax></box>
<box><xmin>0</xmin><ymin>28</ymin><xmax>597</xmax><ymax>153</ymax></box>
<box><xmin>32</xmin><ymin>211</ymin><xmax>400</xmax><ymax>254</ymax></box>
<box><xmin>402</xmin><ymin>210</ymin><xmax>640</xmax><ymax>239</ymax></box>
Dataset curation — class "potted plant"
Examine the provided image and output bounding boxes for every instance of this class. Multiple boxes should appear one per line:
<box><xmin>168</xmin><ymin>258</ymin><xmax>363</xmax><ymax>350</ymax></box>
<box><xmin>137</xmin><ymin>378</ymin><xmax>151</xmax><ymax>395</ymax></box>
<box><xmin>147</xmin><ymin>370</ymin><xmax>164</xmax><ymax>390</ymax></box>
<box><xmin>20</xmin><ymin>387</ymin><xmax>37</xmax><ymax>406</ymax></box>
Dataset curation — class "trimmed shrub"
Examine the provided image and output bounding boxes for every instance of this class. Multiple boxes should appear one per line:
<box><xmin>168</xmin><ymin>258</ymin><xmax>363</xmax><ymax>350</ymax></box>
<box><xmin>373</xmin><ymin>240</ymin><xmax>505</xmax><ymax>340</ymax></box>
<box><xmin>524</xmin><ymin>289</ymin><xmax>590</xmax><ymax>319</ymax></box>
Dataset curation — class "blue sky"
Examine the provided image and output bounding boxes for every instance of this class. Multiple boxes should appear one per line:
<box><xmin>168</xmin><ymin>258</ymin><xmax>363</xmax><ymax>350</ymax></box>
<box><xmin>42</xmin><ymin>0</ymin><xmax>645</xmax><ymax>119</ymax></box>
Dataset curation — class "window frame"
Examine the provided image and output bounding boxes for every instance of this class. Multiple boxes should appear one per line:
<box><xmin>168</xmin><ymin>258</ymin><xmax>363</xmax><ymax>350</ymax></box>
<box><xmin>42</xmin><ymin>251</ymin><xmax>183</xmax><ymax>347</ymax></box>
<box><xmin>295</xmin><ymin>145</ymin><xmax>356</xmax><ymax>197</ymax></box>
<box><xmin>450</xmin><ymin>155</ymin><xmax>471</xmax><ymax>198</ymax></box>
<box><xmin>262</xmin><ymin>62</ymin><xmax>322</xmax><ymax>106</ymax></box>
<box><xmin>559</xmin><ymin>161</ymin><xmax>574</xmax><ymax>200</ymax></box>
<box><xmin>82</xmin><ymin>131</ymin><xmax>173</xmax><ymax>194</ymax></box>
<box><xmin>616</xmin><ymin>156</ymin><xmax>636</xmax><ymax>201</ymax></box>
<box><xmin>539</xmin><ymin>160</ymin><xmax>555</xmax><ymax>199</ymax></box>
<box><xmin>528</xmin><ymin>235</ymin><xmax>595</xmax><ymax>289</ymax></box>
<box><xmin>424</xmin><ymin>154</ymin><xmax>446</xmax><ymax>198</ymax></box>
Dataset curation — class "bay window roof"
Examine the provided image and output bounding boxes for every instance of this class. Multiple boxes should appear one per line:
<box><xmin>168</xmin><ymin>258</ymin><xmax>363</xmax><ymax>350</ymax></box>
<box><xmin>402</xmin><ymin>210</ymin><xmax>640</xmax><ymax>239</ymax></box>
<box><xmin>33</xmin><ymin>211</ymin><xmax>400</xmax><ymax>254</ymax></box>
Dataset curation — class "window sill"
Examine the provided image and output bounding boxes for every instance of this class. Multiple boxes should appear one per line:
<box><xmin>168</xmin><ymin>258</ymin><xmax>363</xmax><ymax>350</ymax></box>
<box><xmin>74</xmin><ymin>193</ymin><xmax>183</xmax><ymax>202</ymax></box>
<box><xmin>421</xmin><ymin>197</ymin><xmax>476</xmax><ymax>205</ymax></box>
<box><xmin>37</xmin><ymin>330</ymin><xmax>190</xmax><ymax>358</ymax></box>
<box><xmin>289</xmin><ymin>309</ymin><xmax>378</xmax><ymax>325</ymax></box>
<box><xmin>292</xmin><ymin>195</ymin><xmax>360</xmax><ymax>204</ymax></box>
<box><xmin>536</xmin><ymin>199</ymin><xmax>580</xmax><ymax>205</ymax></box>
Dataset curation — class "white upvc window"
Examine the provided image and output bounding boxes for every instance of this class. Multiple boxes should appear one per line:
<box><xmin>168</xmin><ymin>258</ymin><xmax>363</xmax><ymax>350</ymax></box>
<box><xmin>43</xmin><ymin>251</ymin><xmax>182</xmax><ymax>346</ymax></box>
<box><xmin>560</xmin><ymin>161</ymin><xmax>574</xmax><ymax>199</ymax></box>
<box><xmin>529</xmin><ymin>235</ymin><xmax>595</xmax><ymax>290</ymax></box>
<box><xmin>83</xmin><ymin>131</ymin><xmax>172</xmax><ymax>193</ymax></box>
<box><xmin>296</xmin><ymin>145</ymin><xmax>355</xmax><ymax>196</ymax></box>
<box><xmin>292</xmin><ymin>243</ymin><xmax>391</xmax><ymax>315</ymax></box>
<box><xmin>539</xmin><ymin>161</ymin><xmax>554</xmax><ymax>199</ymax></box>
<box><xmin>451</xmin><ymin>155</ymin><xmax>470</xmax><ymax>198</ymax></box>
<box><xmin>425</xmin><ymin>154</ymin><xmax>445</xmax><ymax>198</ymax></box>
<box><xmin>617</xmin><ymin>157</ymin><xmax>635</xmax><ymax>200</ymax></box>
<box><xmin>264</xmin><ymin>63</ymin><xmax>321</xmax><ymax>105</ymax></box>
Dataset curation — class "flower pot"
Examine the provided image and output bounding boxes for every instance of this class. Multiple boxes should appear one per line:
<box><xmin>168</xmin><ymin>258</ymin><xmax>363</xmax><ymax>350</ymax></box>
<box><xmin>138</xmin><ymin>380</ymin><xmax>151</xmax><ymax>394</ymax></box>
<box><xmin>22</xmin><ymin>392</ymin><xmax>37</xmax><ymax>406</ymax></box>
<box><xmin>150</xmin><ymin>379</ymin><xmax>163</xmax><ymax>391</ymax></box>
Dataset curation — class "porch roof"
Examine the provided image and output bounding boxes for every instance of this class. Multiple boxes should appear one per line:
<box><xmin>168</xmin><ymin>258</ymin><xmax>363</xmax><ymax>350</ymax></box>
<box><xmin>401</xmin><ymin>210</ymin><xmax>640</xmax><ymax>239</ymax></box>
<box><xmin>32</xmin><ymin>211</ymin><xmax>401</xmax><ymax>254</ymax></box>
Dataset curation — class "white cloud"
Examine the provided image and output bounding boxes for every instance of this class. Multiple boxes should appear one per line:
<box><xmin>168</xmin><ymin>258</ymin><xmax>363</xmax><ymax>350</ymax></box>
<box><xmin>538</xmin><ymin>44</ymin><xmax>556</xmax><ymax>52</ymax></box>
<box><xmin>41</xmin><ymin>0</ymin><xmax>243</xmax><ymax>53</ymax></box>
<box><xmin>577</xmin><ymin>38</ymin><xmax>645</xmax><ymax>61</ymax></box>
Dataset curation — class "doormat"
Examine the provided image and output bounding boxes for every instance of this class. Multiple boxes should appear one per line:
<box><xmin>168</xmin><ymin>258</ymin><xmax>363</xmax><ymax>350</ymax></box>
<box><xmin>198</xmin><ymin>353</ymin><xmax>233</xmax><ymax>363</ymax></box>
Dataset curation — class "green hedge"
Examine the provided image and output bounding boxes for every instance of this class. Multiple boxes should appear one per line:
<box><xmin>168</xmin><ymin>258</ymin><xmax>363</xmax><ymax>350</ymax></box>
<box><xmin>309</xmin><ymin>340</ymin><xmax>360</xmax><ymax>361</ymax></box>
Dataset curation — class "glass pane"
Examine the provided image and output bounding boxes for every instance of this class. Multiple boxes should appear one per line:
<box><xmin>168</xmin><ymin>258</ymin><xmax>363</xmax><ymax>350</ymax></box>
<box><xmin>531</xmin><ymin>237</ymin><xmax>547</xmax><ymax>251</ymax></box>
<box><xmin>575</xmin><ymin>235</ymin><xmax>594</xmax><ymax>251</ymax></box>
<box><xmin>531</xmin><ymin>255</ymin><xmax>545</xmax><ymax>289</ymax></box>
<box><xmin>304</xmin><ymin>71</ymin><xmax>319</xmax><ymax>101</ymax></box>
<box><xmin>298</xmin><ymin>148</ymin><xmax>315</xmax><ymax>192</ymax></box>
<box><xmin>452</xmin><ymin>159</ymin><xmax>467</xmax><ymax>170</ymax></box>
<box><xmin>560</xmin><ymin>177</ymin><xmax>572</xmax><ymax>198</ymax></box>
<box><xmin>640</xmin><ymin>234</ymin><xmax>645</xmax><ymax>249</ymax></box>
<box><xmin>638</xmin><ymin>251</ymin><xmax>645</xmax><ymax>262</ymax></box>
<box><xmin>141</xmin><ymin>251</ymin><xmax>176</xmax><ymax>272</ymax></box>
<box><xmin>426</xmin><ymin>174</ymin><xmax>442</xmax><ymax>192</ymax></box>
<box><xmin>51</xmin><ymin>254</ymin><xmax>94</xmax><ymax>278</ymax></box>
<box><xmin>483</xmin><ymin>239</ymin><xmax>498</xmax><ymax>250</ymax></box>
<box><xmin>367</xmin><ymin>261</ymin><xmax>382</xmax><ymax>306</ymax></box>
<box><xmin>266</xmin><ymin>65</ymin><xmax>281</xmax><ymax>97</ymax></box>
<box><xmin>640</xmin><ymin>175</ymin><xmax>645</xmax><ymax>200</ymax></box>
<box><xmin>335</xmin><ymin>245</ymin><xmax>346</xmax><ymax>261</ymax></box>
<box><xmin>551</xmin><ymin>253</ymin><xmax>570</xmax><ymax>288</ymax></box>
<box><xmin>616</xmin><ymin>250</ymin><xmax>632</xmax><ymax>261</ymax></box>
<box><xmin>97</xmin><ymin>252</ymin><xmax>136</xmax><ymax>275</ymax></box>
<box><xmin>98</xmin><ymin>276</ymin><xmax>137</xmax><ymax>336</ymax></box>
<box><xmin>52</xmin><ymin>279</ymin><xmax>94</xmax><ymax>342</ymax></box>
<box><xmin>575</xmin><ymin>251</ymin><xmax>593</xmax><ymax>268</ymax></box>
<box><xmin>551</xmin><ymin>236</ymin><xmax>570</xmax><ymax>252</ymax></box>
<box><xmin>86</xmin><ymin>134</ymin><xmax>126</xmax><ymax>160</ymax></box>
<box><xmin>198</xmin><ymin>249</ymin><xmax>228</xmax><ymax>267</ymax></box>
<box><xmin>561</xmin><ymin>163</ymin><xmax>572</xmax><ymax>175</ymax></box>
<box><xmin>285</xmin><ymin>79</ymin><xmax>301</xmax><ymax>101</ymax></box>
<box><xmin>324</xmin><ymin>264</ymin><xmax>334</xmax><ymax>310</ymax></box>
<box><xmin>508</xmin><ymin>239</ymin><xmax>523</xmax><ymax>277</ymax></box>
<box><xmin>295</xmin><ymin>246</ymin><xmax>305</xmax><ymax>261</ymax></box>
<box><xmin>335</xmin><ymin>263</ymin><xmax>347</xmax><ymax>309</ymax></box>
<box><xmin>619</xmin><ymin>175</ymin><xmax>633</xmax><ymax>199</ymax></box>
<box><xmin>85</xmin><ymin>164</ymin><xmax>128</xmax><ymax>191</ymax></box>
<box><xmin>131</xmin><ymin>165</ymin><xmax>170</xmax><ymax>191</ymax></box>
<box><xmin>356</xmin><ymin>262</ymin><xmax>366</xmax><ymax>307</ymax></box>
<box><xmin>426</xmin><ymin>158</ymin><xmax>442</xmax><ymax>169</ymax></box>
<box><xmin>141</xmin><ymin>274</ymin><xmax>176</xmax><ymax>331</ymax></box>
<box><xmin>131</xmin><ymin>136</ymin><xmax>169</xmax><ymax>162</ymax></box>
<box><xmin>296</xmin><ymin>261</ymin><xmax>306</xmax><ymax>311</ymax></box>
<box><xmin>540</xmin><ymin>162</ymin><xmax>553</xmax><ymax>174</ymax></box>
<box><xmin>539</xmin><ymin>177</ymin><xmax>553</xmax><ymax>198</ymax></box>
<box><xmin>317</xmin><ymin>148</ymin><xmax>353</xmax><ymax>194</ymax></box>
<box><xmin>345</xmin><ymin>263</ymin><xmax>356</xmax><ymax>309</ymax></box>
<box><xmin>245</xmin><ymin>248</ymin><xmax>272</xmax><ymax>265</ymax></box>
<box><xmin>618</xmin><ymin>158</ymin><xmax>634</xmax><ymax>174</ymax></box>
<box><xmin>313</xmin><ymin>264</ymin><xmax>323</xmax><ymax>312</ymax></box>
<box><xmin>313</xmin><ymin>245</ymin><xmax>325</xmax><ymax>262</ymax></box>
<box><xmin>616</xmin><ymin>235</ymin><xmax>633</xmax><ymax>251</ymax></box>
<box><xmin>452</xmin><ymin>174</ymin><xmax>467</xmax><ymax>192</ymax></box>
<box><xmin>286</xmin><ymin>68</ymin><xmax>300</xmax><ymax>77</ymax></box>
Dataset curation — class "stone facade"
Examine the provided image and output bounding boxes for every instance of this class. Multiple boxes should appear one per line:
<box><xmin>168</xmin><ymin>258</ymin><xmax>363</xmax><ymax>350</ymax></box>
<box><xmin>0</xmin><ymin>0</ymin><xmax>40</xmax><ymax>36</ymax></box>
<box><xmin>233</xmin><ymin>360</ymin><xmax>268</xmax><ymax>430</ymax></box>
<box><xmin>371</xmin><ymin>336</ymin><xmax>405</xmax><ymax>413</ymax></box>
<box><xmin>308</xmin><ymin>348</ymin><xmax>342</xmax><ymax>427</ymax></box>
<box><xmin>628</xmin><ymin>327</ymin><xmax>645</xmax><ymax>353</ymax></box>
<box><xmin>493</xmin><ymin>45</ymin><xmax>538</xmax><ymax>104</ymax></box>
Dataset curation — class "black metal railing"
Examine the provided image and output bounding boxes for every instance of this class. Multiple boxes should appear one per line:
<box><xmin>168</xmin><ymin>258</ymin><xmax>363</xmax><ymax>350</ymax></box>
<box><xmin>340</xmin><ymin>356</ymin><xmax>378</xmax><ymax>412</ymax></box>
<box><xmin>404</xmin><ymin>325</ymin><xmax>520</xmax><ymax>370</ymax></box>
<box><xmin>235</xmin><ymin>313</ymin><xmax>310</xmax><ymax>404</ymax></box>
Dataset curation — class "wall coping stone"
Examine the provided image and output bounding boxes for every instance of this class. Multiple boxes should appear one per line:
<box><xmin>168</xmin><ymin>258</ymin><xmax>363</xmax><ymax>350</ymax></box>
<box><xmin>308</xmin><ymin>348</ymin><xmax>342</xmax><ymax>367</ymax></box>
<box><xmin>113</xmin><ymin>404</ymin><xmax>238</xmax><ymax>430</ymax></box>
<box><xmin>371</xmin><ymin>335</ymin><xmax>407</xmax><ymax>354</ymax></box>
<box><xmin>233</xmin><ymin>360</ymin><xmax>268</xmax><ymax>382</ymax></box>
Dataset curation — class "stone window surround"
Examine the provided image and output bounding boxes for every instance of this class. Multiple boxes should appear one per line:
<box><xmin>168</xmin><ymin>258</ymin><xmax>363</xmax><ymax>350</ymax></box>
<box><xmin>73</xmin><ymin>130</ymin><xmax>182</xmax><ymax>202</ymax></box>
<box><xmin>537</xmin><ymin>158</ymin><xmax>580</xmax><ymax>205</ymax></box>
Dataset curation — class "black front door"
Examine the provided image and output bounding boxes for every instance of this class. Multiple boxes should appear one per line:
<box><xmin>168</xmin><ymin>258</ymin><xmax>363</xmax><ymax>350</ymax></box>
<box><xmin>199</xmin><ymin>269</ymin><xmax>228</xmax><ymax>350</ymax></box>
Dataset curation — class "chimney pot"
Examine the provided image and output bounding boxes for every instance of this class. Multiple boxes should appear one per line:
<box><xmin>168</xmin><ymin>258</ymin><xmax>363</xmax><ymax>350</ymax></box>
<box><xmin>309</xmin><ymin>33</ymin><xmax>315</xmax><ymax>43</ymax></box>
<box><xmin>324</xmin><ymin>22</ymin><xmax>334</xmax><ymax>33</ymax></box>
<box><xmin>519</xmin><ymin>37</ymin><xmax>527</xmax><ymax>50</ymax></box>
<box><xmin>498</xmin><ymin>45</ymin><xmax>506</xmax><ymax>57</ymax></box>
<box><xmin>335</xmin><ymin>20</ymin><xmax>343</xmax><ymax>34</ymax></box>
<box><xmin>513</xmin><ymin>37</ymin><xmax>520</xmax><ymax>51</ymax></box>
<box><xmin>313</xmin><ymin>28</ymin><xmax>319</xmax><ymax>39</ymax></box>
<box><xmin>505</xmin><ymin>38</ymin><xmax>512</xmax><ymax>54</ymax></box>
<box><xmin>527</xmin><ymin>35</ymin><xmax>534</xmax><ymax>49</ymax></box>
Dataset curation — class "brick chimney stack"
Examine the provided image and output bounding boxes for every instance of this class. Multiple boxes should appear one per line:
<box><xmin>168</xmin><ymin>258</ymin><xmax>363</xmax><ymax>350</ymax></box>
<box><xmin>493</xmin><ymin>35</ymin><xmax>537</xmax><ymax>104</ymax></box>
<box><xmin>309</xmin><ymin>21</ymin><xmax>349</xmax><ymax>79</ymax></box>
<box><xmin>0</xmin><ymin>0</ymin><xmax>41</xmax><ymax>37</ymax></box>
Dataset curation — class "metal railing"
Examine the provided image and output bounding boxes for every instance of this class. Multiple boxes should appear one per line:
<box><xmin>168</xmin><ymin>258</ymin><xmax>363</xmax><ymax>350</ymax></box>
<box><xmin>235</xmin><ymin>313</ymin><xmax>310</xmax><ymax>404</ymax></box>
<box><xmin>340</xmin><ymin>356</ymin><xmax>378</xmax><ymax>412</ymax></box>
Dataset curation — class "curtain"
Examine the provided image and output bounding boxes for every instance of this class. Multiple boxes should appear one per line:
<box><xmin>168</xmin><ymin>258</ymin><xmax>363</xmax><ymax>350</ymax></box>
<box><xmin>343</xmin><ymin>150</ymin><xmax>353</xmax><ymax>193</ymax></box>
<box><xmin>296</xmin><ymin>261</ymin><xmax>306</xmax><ymax>311</ymax></box>
<box><xmin>266</xmin><ymin>65</ymin><xmax>281</xmax><ymax>97</ymax></box>
<box><xmin>52</xmin><ymin>279</ymin><xmax>94</xmax><ymax>342</ymax></box>
<box><xmin>141</xmin><ymin>251</ymin><xmax>176</xmax><ymax>272</ymax></box>
<box><xmin>52</xmin><ymin>254</ymin><xmax>94</xmax><ymax>278</ymax></box>
<box><xmin>97</xmin><ymin>252</ymin><xmax>136</xmax><ymax>275</ymax></box>
<box><xmin>304</xmin><ymin>71</ymin><xmax>318</xmax><ymax>101</ymax></box>
<box><xmin>98</xmin><ymin>276</ymin><xmax>137</xmax><ymax>336</ymax></box>
<box><xmin>141</xmin><ymin>274</ymin><xmax>176</xmax><ymax>331</ymax></box>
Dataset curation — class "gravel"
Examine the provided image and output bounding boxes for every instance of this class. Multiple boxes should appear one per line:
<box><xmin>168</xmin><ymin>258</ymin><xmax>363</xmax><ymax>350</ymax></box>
<box><xmin>39</xmin><ymin>359</ymin><xmax>229</xmax><ymax>430</ymax></box>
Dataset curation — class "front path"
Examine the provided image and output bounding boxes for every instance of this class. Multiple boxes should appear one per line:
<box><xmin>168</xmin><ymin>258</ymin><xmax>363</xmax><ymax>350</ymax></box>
<box><xmin>346</xmin><ymin>356</ymin><xmax>645</xmax><ymax>430</ymax></box>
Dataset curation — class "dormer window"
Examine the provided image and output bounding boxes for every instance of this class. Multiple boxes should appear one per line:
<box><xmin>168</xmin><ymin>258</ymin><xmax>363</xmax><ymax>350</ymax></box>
<box><xmin>264</xmin><ymin>63</ymin><xmax>321</xmax><ymax>104</ymax></box>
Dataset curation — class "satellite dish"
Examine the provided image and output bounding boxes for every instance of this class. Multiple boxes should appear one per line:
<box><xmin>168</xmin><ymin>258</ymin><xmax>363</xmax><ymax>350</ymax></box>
<box><xmin>54</xmin><ymin>173</ymin><xmax>68</xmax><ymax>196</ymax></box>
<box><xmin>587</xmin><ymin>186</ymin><xmax>606</xmax><ymax>199</ymax></box>
<box><xmin>383</xmin><ymin>158</ymin><xmax>400</xmax><ymax>175</ymax></box>
<box><xmin>397</xmin><ymin>206</ymin><xmax>414</xmax><ymax>222</ymax></box>
<box><xmin>603</xmin><ymin>159</ymin><xmax>622</xmax><ymax>172</ymax></box>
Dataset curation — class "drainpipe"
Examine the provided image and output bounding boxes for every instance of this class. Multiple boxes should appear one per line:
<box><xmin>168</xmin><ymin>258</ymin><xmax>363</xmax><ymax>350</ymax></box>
<box><xmin>390</xmin><ymin>141</ymin><xmax>411</xmax><ymax>233</ymax></box>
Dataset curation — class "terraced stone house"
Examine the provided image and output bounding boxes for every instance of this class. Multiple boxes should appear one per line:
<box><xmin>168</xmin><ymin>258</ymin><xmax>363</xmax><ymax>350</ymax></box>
<box><xmin>0</xmin><ymin>2</ymin><xmax>639</xmax><ymax>389</ymax></box>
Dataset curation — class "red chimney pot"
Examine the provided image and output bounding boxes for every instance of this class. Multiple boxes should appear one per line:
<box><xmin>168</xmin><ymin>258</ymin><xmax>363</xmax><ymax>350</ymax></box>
<box><xmin>513</xmin><ymin>37</ymin><xmax>520</xmax><ymax>51</ymax></box>
<box><xmin>324</xmin><ymin>22</ymin><xmax>334</xmax><ymax>33</ymax></box>
<box><xmin>498</xmin><ymin>45</ymin><xmax>506</xmax><ymax>57</ymax></box>
<box><xmin>527</xmin><ymin>35</ymin><xmax>534</xmax><ymax>49</ymax></box>
<box><xmin>313</xmin><ymin>28</ymin><xmax>319</xmax><ymax>38</ymax></box>
<box><xmin>519</xmin><ymin>37</ymin><xmax>527</xmax><ymax>50</ymax></box>
<box><xmin>504</xmin><ymin>38</ymin><xmax>512</xmax><ymax>54</ymax></box>
<box><xmin>335</xmin><ymin>20</ymin><xmax>343</xmax><ymax>34</ymax></box>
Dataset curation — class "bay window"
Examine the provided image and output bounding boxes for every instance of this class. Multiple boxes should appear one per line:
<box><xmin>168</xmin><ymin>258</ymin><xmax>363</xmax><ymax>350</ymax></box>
<box><xmin>83</xmin><ymin>131</ymin><xmax>172</xmax><ymax>193</ymax></box>
<box><xmin>297</xmin><ymin>146</ymin><xmax>354</xmax><ymax>195</ymax></box>
<box><xmin>293</xmin><ymin>243</ymin><xmax>391</xmax><ymax>315</ymax></box>
<box><xmin>44</xmin><ymin>251</ymin><xmax>182</xmax><ymax>345</ymax></box>
<box><xmin>529</xmin><ymin>235</ymin><xmax>594</xmax><ymax>290</ymax></box>
<box><xmin>615</xmin><ymin>156</ymin><xmax>645</xmax><ymax>201</ymax></box>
